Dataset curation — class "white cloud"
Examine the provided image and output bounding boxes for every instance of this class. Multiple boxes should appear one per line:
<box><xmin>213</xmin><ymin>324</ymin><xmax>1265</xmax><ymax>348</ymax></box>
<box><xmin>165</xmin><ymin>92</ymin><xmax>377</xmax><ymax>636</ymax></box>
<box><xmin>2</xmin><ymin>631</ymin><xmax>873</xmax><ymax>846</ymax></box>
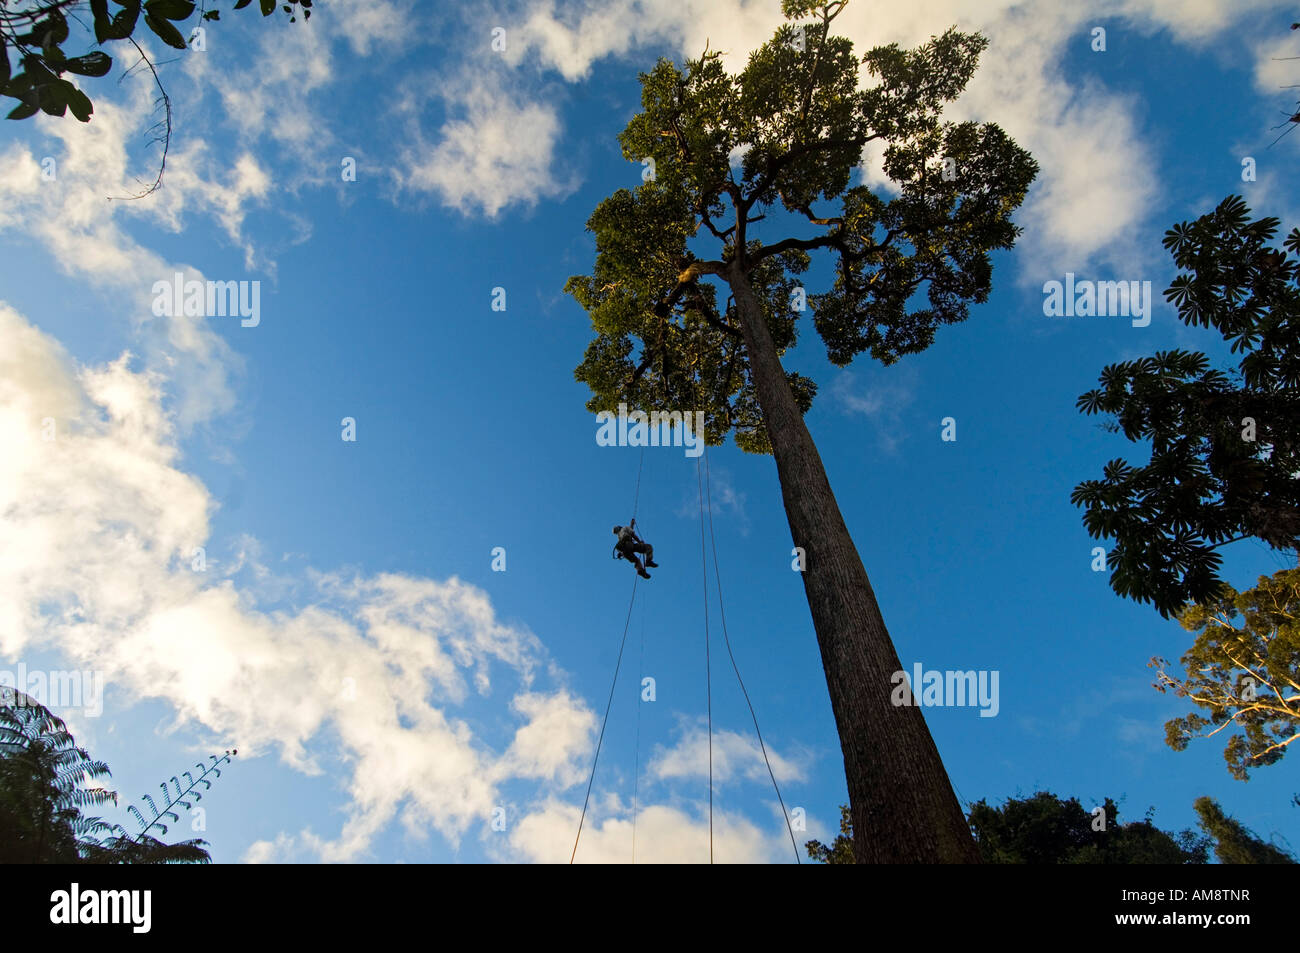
<box><xmin>321</xmin><ymin>0</ymin><xmax>422</xmax><ymax>58</ymax></box>
<box><xmin>506</xmin><ymin>797</ymin><xmax>795</xmax><ymax>863</ymax></box>
<box><xmin>183</xmin><ymin>14</ymin><xmax>335</xmax><ymax>154</ymax></box>
<box><xmin>484</xmin><ymin>0</ymin><xmax>1295</xmax><ymax>270</ymax></box>
<box><xmin>0</xmin><ymin>303</ymin><xmax>599</xmax><ymax>860</ymax></box>
<box><xmin>1106</xmin><ymin>0</ymin><xmax>1286</xmax><ymax>43</ymax></box>
<box><xmin>675</xmin><ymin>462</ymin><xmax>749</xmax><ymax>529</ymax></box>
<box><xmin>154</xmin><ymin>149</ymin><xmax>273</xmax><ymax>269</ymax></box>
<box><xmin>648</xmin><ymin>719</ymin><xmax>807</xmax><ymax>787</ymax></box>
<box><xmin>1251</xmin><ymin>29</ymin><xmax>1300</xmax><ymax>154</ymax></box>
<box><xmin>395</xmin><ymin>70</ymin><xmax>580</xmax><ymax>219</ymax></box>
<box><xmin>494</xmin><ymin>690</ymin><xmax>596</xmax><ymax>786</ymax></box>
<box><xmin>1253</xmin><ymin>29</ymin><xmax>1299</xmax><ymax>95</ymax></box>
<box><xmin>829</xmin><ymin>368</ymin><xmax>917</xmax><ymax>454</ymax></box>
<box><xmin>0</xmin><ymin>76</ymin><xmax>261</xmax><ymax>430</ymax></box>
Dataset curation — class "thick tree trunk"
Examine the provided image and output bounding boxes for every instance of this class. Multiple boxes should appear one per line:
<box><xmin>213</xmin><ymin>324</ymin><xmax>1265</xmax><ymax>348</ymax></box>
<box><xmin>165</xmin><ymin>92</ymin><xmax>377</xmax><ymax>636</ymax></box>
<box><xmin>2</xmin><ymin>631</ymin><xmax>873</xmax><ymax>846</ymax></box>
<box><xmin>726</xmin><ymin>263</ymin><xmax>980</xmax><ymax>863</ymax></box>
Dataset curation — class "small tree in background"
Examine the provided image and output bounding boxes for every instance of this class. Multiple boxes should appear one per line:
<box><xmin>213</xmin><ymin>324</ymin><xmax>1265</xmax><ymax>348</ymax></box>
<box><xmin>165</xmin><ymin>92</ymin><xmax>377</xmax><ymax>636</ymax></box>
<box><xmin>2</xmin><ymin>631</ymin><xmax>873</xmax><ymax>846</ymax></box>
<box><xmin>1152</xmin><ymin>566</ymin><xmax>1300</xmax><ymax>780</ymax></box>
<box><xmin>804</xmin><ymin>803</ymin><xmax>854</xmax><ymax>863</ymax></box>
<box><xmin>1193</xmin><ymin>795</ymin><xmax>1295</xmax><ymax>864</ymax></box>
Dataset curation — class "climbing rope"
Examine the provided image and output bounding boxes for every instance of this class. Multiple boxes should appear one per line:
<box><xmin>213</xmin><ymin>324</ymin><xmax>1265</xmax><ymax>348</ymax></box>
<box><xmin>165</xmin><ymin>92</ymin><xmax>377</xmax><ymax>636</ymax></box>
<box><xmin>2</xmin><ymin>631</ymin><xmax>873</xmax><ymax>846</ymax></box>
<box><xmin>631</xmin><ymin>446</ymin><xmax>644</xmax><ymax>522</ymax></box>
<box><xmin>696</xmin><ymin>451</ymin><xmax>714</xmax><ymax>864</ymax></box>
<box><xmin>691</xmin><ymin>326</ymin><xmax>715</xmax><ymax>864</ymax></box>
<box><xmin>631</xmin><ymin>584</ymin><xmax>646</xmax><ymax>864</ymax></box>
<box><xmin>571</xmin><ymin>447</ymin><xmax>647</xmax><ymax>864</ymax></box>
<box><xmin>570</xmin><ymin>570</ymin><xmax>638</xmax><ymax>864</ymax></box>
<box><xmin>702</xmin><ymin>447</ymin><xmax>802</xmax><ymax>864</ymax></box>
<box><xmin>577</xmin><ymin>332</ymin><xmax>795</xmax><ymax>864</ymax></box>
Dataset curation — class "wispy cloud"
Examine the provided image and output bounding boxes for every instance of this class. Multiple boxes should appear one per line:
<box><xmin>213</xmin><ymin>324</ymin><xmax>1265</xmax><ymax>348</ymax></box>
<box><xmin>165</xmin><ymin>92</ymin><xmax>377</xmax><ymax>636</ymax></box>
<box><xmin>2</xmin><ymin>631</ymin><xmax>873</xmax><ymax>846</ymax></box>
<box><xmin>0</xmin><ymin>303</ymin><xmax>601</xmax><ymax>861</ymax></box>
<box><xmin>1017</xmin><ymin>676</ymin><xmax>1159</xmax><ymax>740</ymax></box>
<box><xmin>648</xmin><ymin>717</ymin><xmax>808</xmax><ymax>787</ymax></box>
<box><xmin>393</xmin><ymin>68</ymin><xmax>581</xmax><ymax>219</ymax></box>
<box><xmin>0</xmin><ymin>74</ymin><xmax>263</xmax><ymax>430</ymax></box>
<box><xmin>829</xmin><ymin>368</ymin><xmax>917</xmax><ymax>454</ymax></box>
<box><xmin>675</xmin><ymin>462</ymin><xmax>749</xmax><ymax>532</ymax></box>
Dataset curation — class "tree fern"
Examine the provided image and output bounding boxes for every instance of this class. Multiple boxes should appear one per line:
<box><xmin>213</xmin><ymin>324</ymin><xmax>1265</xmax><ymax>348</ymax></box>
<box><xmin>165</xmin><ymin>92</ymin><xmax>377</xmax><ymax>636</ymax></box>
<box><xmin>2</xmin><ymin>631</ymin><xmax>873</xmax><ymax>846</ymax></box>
<box><xmin>0</xmin><ymin>689</ymin><xmax>232</xmax><ymax>863</ymax></box>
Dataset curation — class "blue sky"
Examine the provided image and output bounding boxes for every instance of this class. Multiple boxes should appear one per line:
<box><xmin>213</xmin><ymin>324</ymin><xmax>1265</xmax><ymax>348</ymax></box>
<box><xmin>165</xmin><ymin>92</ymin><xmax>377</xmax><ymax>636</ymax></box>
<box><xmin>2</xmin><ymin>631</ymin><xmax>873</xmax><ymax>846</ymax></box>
<box><xmin>1</xmin><ymin>0</ymin><xmax>1298</xmax><ymax>863</ymax></box>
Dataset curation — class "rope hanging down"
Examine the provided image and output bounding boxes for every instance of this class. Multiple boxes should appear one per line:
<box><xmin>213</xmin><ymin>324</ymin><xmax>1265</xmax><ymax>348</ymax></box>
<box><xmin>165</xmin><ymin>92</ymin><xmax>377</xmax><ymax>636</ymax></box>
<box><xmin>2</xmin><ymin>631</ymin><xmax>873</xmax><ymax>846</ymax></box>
<box><xmin>692</xmin><ymin>327</ymin><xmax>715</xmax><ymax>863</ymax></box>
<box><xmin>631</xmin><ymin>446</ymin><xmax>644</xmax><ymax>522</ymax></box>
<box><xmin>632</xmin><ymin>584</ymin><xmax>646</xmax><ymax>864</ymax></box>
<box><xmin>576</xmin><ymin>380</ymin><xmax>797</xmax><ymax>863</ymax></box>
<box><xmin>702</xmin><ymin>447</ymin><xmax>802</xmax><ymax>864</ymax></box>
<box><xmin>691</xmin><ymin>320</ymin><xmax>799</xmax><ymax>863</ymax></box>
<box><xmin>696</xmin><ymin>447</ymin><xmax>715</xmax><ymax>863</ymax></box>
<box><xmin>571</xmin><ymin>446</ymin><xmax>645</xmax><ymax>864</ymax></box>
<box><xmin>570</xmin><ymin>570</ymin><xmax>638</xmax><ymax>864</ymax></box>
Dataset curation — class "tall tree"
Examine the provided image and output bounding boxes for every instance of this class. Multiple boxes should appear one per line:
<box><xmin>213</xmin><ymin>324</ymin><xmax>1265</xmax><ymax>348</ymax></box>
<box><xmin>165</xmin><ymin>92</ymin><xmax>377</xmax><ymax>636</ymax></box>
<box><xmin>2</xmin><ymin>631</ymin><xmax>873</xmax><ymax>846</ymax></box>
<box><xmin>568</xmin><ymin>0</ymin><xmax>1036</xmax><ymax>861</ymax></box>
<box><xmin>1152</xmin><ymin>566</ymin><xmax>1300</xmax><ymax>779</ymax></box>
<box><xmin>1072</xmin><ymin>196</ymin><xmax>1300</xmax><ymax>618</ymax></box>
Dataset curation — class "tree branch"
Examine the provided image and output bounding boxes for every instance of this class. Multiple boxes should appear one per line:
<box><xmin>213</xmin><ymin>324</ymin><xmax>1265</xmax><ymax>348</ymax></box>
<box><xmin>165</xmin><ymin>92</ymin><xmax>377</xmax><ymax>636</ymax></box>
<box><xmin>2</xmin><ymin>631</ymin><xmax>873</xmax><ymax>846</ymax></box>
<box><xmin>746</xmin><ymin>137</ymin><xmax>867</xmax><ymax>210</ymax></box>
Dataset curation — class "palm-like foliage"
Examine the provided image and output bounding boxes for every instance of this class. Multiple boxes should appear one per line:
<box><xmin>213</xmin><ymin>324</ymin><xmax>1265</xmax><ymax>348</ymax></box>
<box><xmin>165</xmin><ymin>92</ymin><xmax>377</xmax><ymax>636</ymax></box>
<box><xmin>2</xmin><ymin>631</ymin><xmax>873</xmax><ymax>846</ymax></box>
<box><xmin>0</xmin><ymin>689</ymin><xmax>114</xmax><ymax>862</ymax></box>
<box><xmin>1073</xmin><ymin>196</ymin><xmax>1300</xmax><ymax>616</ymax></box>
<box><xmin>0</xmin><ymin>689</ymin><xmax>219</xmax><ymax>863</ymax></box>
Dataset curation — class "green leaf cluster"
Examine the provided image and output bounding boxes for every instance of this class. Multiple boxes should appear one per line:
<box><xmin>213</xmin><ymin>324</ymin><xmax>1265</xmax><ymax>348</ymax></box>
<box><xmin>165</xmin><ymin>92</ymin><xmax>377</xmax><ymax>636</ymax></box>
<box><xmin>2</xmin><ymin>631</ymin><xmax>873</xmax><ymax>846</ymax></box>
<box><xmin>1153</xmin><ymin>566</ymin><xmax>1300</xmax><ymax>781</ymax></box>
<box><xmin>2</xmin><ymin>0</ymin><xmax>312</xmax><ymax>122</ymax></box>
<box><xmin>809</xmin><ymin>793</ymin><xmax>1275</xmax><ymax>864</ymax></box>
<box><xmin>967</xmin><ymin>791</ymin><xmax>1211</xmax><ymax>864</ymax></box>
<box><xmin>1192</xmin><ymin>795</ymin><xmax>1295</xmax><ymax>863</ymax></box>
<box><xmin>0</xmin><ymin>689</ymin><xmax>214</xmax><ymax>863</ymax></box>
<box><xmin>1073</xmin><ymin>196</ymin><xmax>1300</xmax><ymax>616</ymax></box>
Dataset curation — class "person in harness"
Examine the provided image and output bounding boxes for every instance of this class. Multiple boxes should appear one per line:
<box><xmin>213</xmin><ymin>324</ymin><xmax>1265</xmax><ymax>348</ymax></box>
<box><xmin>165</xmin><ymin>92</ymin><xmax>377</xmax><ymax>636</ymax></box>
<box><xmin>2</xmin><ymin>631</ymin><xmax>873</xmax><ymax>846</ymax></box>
<box><xmin>612</xmin><ymin>520</ymin><xmax>658</xmax><ymax>579</ymax></box>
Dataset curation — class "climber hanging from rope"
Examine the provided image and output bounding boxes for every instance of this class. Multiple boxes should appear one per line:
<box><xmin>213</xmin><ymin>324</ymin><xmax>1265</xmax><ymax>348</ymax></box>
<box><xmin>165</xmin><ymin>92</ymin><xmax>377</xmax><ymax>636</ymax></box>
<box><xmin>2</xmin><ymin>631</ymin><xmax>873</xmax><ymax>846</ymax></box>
<box><xmin>612</xmin><ymin>519</ymin><xmax>658</xmax><ymax>579</ymax></box>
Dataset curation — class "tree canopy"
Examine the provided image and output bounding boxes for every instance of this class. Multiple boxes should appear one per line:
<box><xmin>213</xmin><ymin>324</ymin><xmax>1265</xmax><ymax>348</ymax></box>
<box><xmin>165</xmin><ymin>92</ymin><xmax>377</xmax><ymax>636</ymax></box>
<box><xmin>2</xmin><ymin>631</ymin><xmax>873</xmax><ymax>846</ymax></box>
<box><xmin>967</xmin><ymin>791</ymin><xmax>1211</xmax><ymax>864</ymax></box>
<box><xmin>809</xmin><ymin>792</ymin><xmax>1297</xmax><ymax>864</ymax></box>
<box><xmin>1073</xmin><ymin>196</ymin><xmax>1300</xmax><ymax>617</ymax></box>
<box><xmin>804</xmin><ymin>803</ymin><xmax>855</xmax><ymax>863</ymax></box>
<box><xmin>567</xmin><ymin>0</ymin><xmax>1037</xmax><ymax>454</ymax></box>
